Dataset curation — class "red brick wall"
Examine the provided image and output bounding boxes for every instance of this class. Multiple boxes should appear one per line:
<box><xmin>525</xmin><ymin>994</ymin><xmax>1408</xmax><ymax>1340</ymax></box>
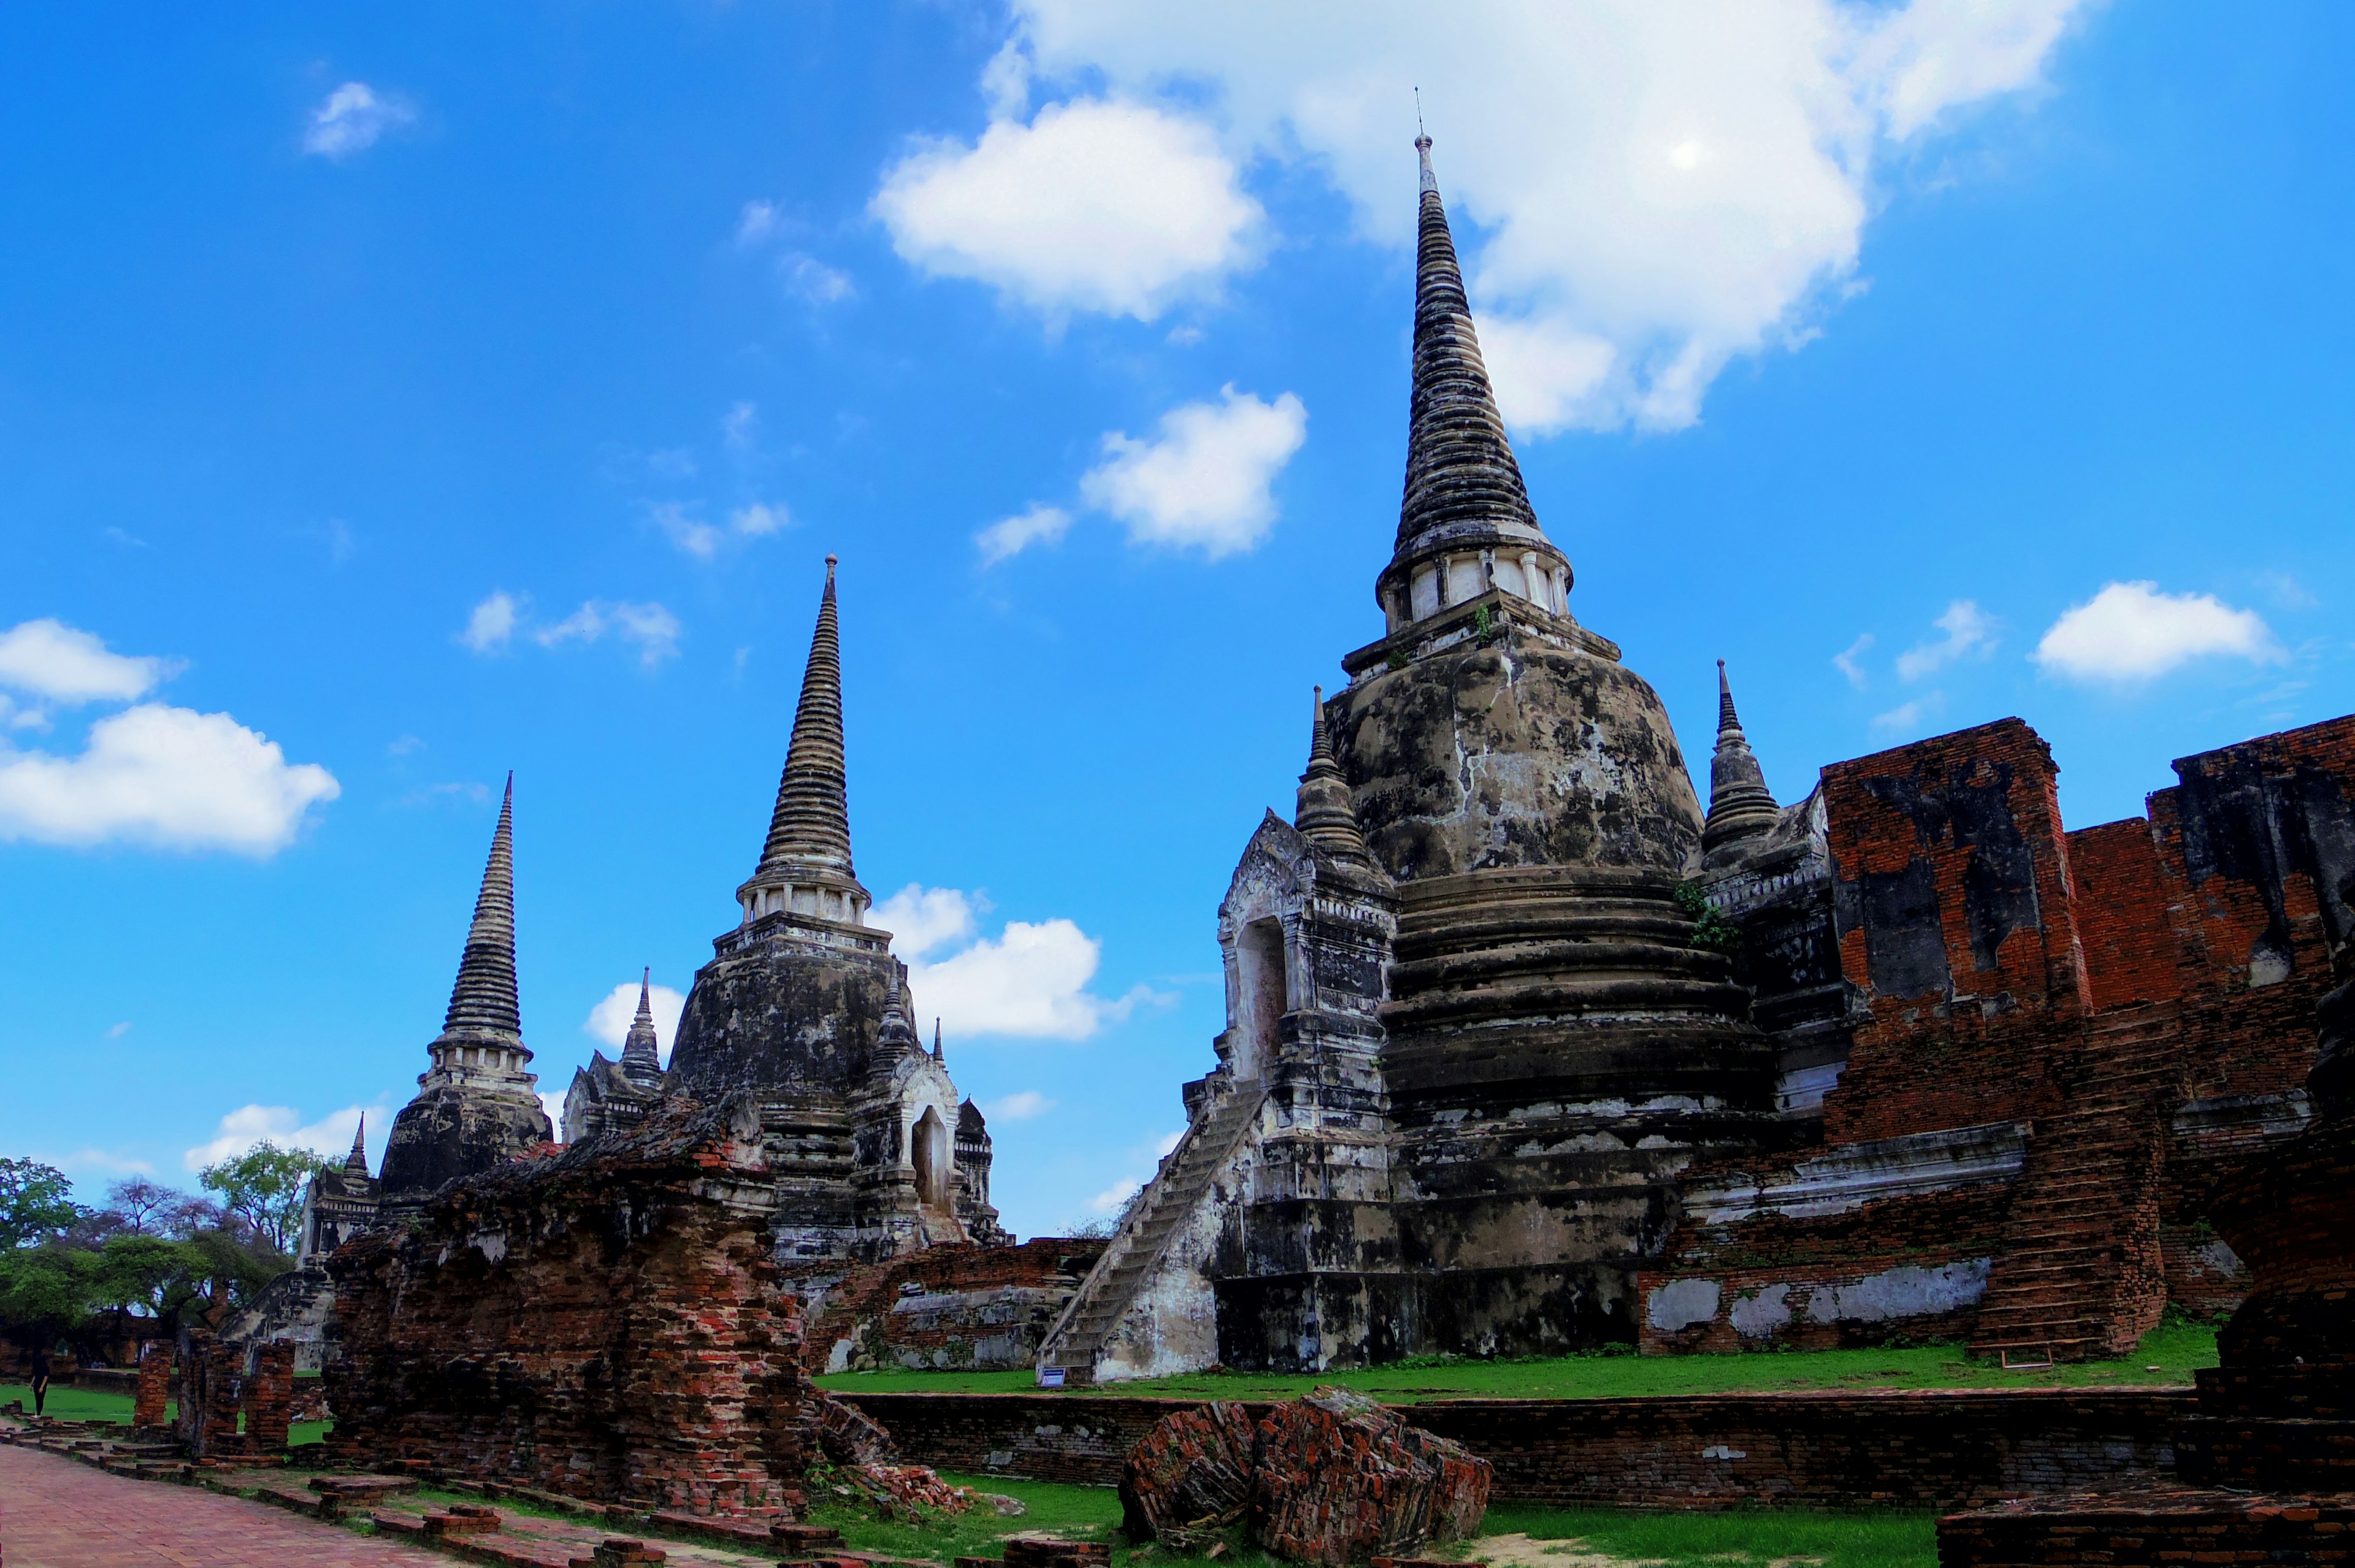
<box><xmin>838</xmin><ymin>1388</ymin><xmax>2185</xmax><ymax>1510</ymax></box>
<box><xmin>1819</xmin><ymin>719</ymin><xmax>2086</xmax><ymax>1146</ymax></box>
<box><xmin>326</xmin><ymin>1100</ymin><xmax>810</xmax><ymax>1518</ymax></box>
<box><xmin>2068</xmin><ymin>819</ymin><xmax>2183</xmax><ymax>1013</ymax></box>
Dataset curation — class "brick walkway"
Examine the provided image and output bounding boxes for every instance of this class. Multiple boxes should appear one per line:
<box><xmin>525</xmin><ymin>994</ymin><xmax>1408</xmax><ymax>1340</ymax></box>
<box><xmin>0</xmin><ymin>1442</ymin><xmax>447</xmax><ymax>1567</ymax></box>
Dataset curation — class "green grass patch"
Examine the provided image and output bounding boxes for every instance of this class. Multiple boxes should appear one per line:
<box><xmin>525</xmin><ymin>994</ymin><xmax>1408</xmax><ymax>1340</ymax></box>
<box><xmin>0</xmin><ymin>1381</ymin><xmax>326</xmax><ymax>1444</ymax></box>
<box><xmin>0</xmin><ymin>1381</ymin><xmax>137</xmax><ymax>1424</ymax></box>
<box><xmin>1477</xmin><ymin>1502</ymin><xmax>1939</xmax><ymax>1568</ymax></box>
<box><xmin>800</xmin><ymin>1470</ymin><xmax>1127</xmax><ymax>1562</ymax></box>
<box><xmin>816</xmin><ymin>1321</ymin><xmax>2216</xmax><ymax>1403</ymax></box>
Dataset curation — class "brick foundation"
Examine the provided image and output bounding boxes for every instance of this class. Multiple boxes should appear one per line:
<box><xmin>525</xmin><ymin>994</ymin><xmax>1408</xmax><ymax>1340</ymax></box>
<box><xmin>326</xmin><ymin>1096</ymin><xmax>811</xmax><ymax>1517</ymax></box>
<box><xmin>837</xmin><ymin>1388</ymin><xmax>2185</xmax><ymax>1509</ymax></box>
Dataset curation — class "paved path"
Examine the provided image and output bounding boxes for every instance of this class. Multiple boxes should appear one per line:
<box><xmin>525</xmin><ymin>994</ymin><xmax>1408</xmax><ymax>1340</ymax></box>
<box><xmin>0</xmin><ymin>1442</ymin><xmax>448</xmax><ymax>1567</ymax></box>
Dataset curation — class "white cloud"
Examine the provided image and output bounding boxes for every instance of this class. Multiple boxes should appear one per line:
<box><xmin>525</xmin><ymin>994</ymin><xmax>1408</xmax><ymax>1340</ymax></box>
<box><xmin>0</xmin><ymin>619</ymin><xmax>175</xmax><ymax>703</ymax></box>
<box><xmin>646</xmin><ymin>448</ymin><xmax>698</xmax><ymax>480</ymax></box>
<box><xmin>732</xmin><ymin>502</ymin><xmax>791</xmax><ymax>538</ymax></box>
<box><xmin>875</xmin><ymin>882</ymin><xmax>1159</xmax><ymax>1041</ymax></box>
<box><xmin>1832</xmin><ymin>633</ymin><xmax>1874</xmax><ymax>689</ymax></box>
<box><xmin>1079</xmin><ymin>386</ymin><xmax>1307</xmax><ymax>558</ymax></box>
<box><xmin>105</xmin><ymin>1022</ymin><xmax>131</xmax><ymax>1039</ymax></box>
<box><xmin>984</xmin><ymin>1090</ymin><xmax>1055</xmax><ymax>1122</ymax></box>
<box><xmin>540</xmin><ymin>1092</ymin><xmax>566</xmax><ymax>1134</ymax></box>
<box><xmin>0</xmin><ymin>694</ymin><xmax>50</xmax><ymax>732</ymax></box>
<box><xmin>0</xmin><ymin>703</ymin><xmax>340</xmax><ymax>854</ymax></box>
<box><xmin>460</xmin><ymin>592</ymin><xmax>521</xmax><ymax>652</ymax></box>
<box><xmin>2033</xmin><ymin>581</ymin><xmax>2283</xmax><ymax>685</ymax></box>
<box><xmin>781</xmin><ymin>253</ymin><xmax>854</xmax><ymax>305</ymax></box>
<box><xmin>976</xmin><ymin>505</ymin><xmax>1073</xmax><ymax>565</ymax></box>
<box><xmin>735</xmin><ymin>200</ymin><xmax>781</xmax><ymax>247</ymax></box>
<box><xmin>585</xmin><ymin>981</ymin><xmax>688</xmax><ymax>1067</ymax></box>
<box><xmin>653</xmin><ymin>503</ymin><xmax>727</xmax><ymax>560</ymax></box>
<box><xmin>875</xmin><ymin>883</ymin><xmax>984</xmax><ymax>957</ymax></box>
<box><xmin>185</xmin><ymin>1101</ymin><xmax>384</xmax><ymax>1171</ymax></box>
<box><xmin>534</xmin><ymin>601</ymin><xmax>682</xmax><ymax>667</ymax></box>
<box><xmin>55</xmin><ymin>1147</ymin><xmax>155</xmax><ymax>1177</ymax></box>
<box><xmin>1896</xmin><ymin>599</ymin><xmax>1997</xmax><ymax>681</ymax></box>
<box><xmin>1087</xmin><ymin>1179</ymin><xmax>1141</xmax><ymax>1216</ymax></box>
<box><xmin>724</xmin><ymin>401</ymin><xmax>759</xmax><ymax>449</ymax></box>
<box><xmin>971</xmin><ymin>0</ymin><xmax>2085</xmax><ymax>430</ymax></box>
<box><xmin>301</xmin><ymin>81</ymin><xmax>416</xmax><ymax>160</ymax></box>
<box><xmin>1871</xmin><ymin>692</ymin><xmax>1945</xmax><ymax>734</ymax></box>
<box><xmin>873</xmin><ymin>98</ymin><xmax>1262</xmax><ymax>321</ymax></box>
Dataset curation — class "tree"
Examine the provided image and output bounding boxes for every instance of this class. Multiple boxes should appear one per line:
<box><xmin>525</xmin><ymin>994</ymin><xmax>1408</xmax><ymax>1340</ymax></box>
<box><xmin>105</xmin><ymin>1177</ymin><xmax>177</xmax><ymax>1235</ymax></box>
<box><xmin>197</xmin><ymin>1142</ymin><xmax>324</xmax><ymax>1256</ymax></box>
<box><xmin>0</xmin><ymin>1157</ymin><xmax>86</xmax><ymax>1249</ymax></box>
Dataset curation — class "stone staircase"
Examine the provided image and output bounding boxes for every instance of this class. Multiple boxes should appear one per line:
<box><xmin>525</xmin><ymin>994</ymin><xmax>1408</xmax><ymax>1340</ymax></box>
<box><xmin>1036</xmin><ymin>1079</ymin><xmax>1266</xmax><ymax>1384</ymax></box>
<box><xmin>1970</xmin><ymin>1003</ymin><xmax>2188</xmax><ymax>1364</ymax></box>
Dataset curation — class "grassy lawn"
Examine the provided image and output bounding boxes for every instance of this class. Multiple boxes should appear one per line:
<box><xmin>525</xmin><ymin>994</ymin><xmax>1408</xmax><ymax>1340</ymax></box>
<box><xmin>815</xmin><ymin>1320</ymin><xmax>2218</xmax><ymax>1402</ymax></box>
<box><xmin>0</xmin><ymin>1382</ymin><xmax>328</xmax><ymax>1445</ymax></box>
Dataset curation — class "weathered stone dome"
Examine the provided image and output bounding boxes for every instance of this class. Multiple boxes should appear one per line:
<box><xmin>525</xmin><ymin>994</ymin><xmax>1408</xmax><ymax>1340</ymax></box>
<box><xmin>1336</xmin><ymin>634</ymin><xmax>1704</xmax><ymax>884</ymax></box>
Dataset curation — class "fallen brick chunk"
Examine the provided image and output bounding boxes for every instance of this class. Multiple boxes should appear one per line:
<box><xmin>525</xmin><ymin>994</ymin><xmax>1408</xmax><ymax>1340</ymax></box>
<box><xmin>372</xmin><ymin>1509</ymin><xmax>428</xmax><ymax>1535</ymax></box>
<box><xmin>589</xmin><ymin>1540</ymin><xmax>667</xmax><ymax>1566</ymax></box>
<box><xmin>424</xmin><ymin>1503</ymin><xmax>504</xmax><ymax>1535</ymax></box>
<box><xmin>1246</xmin><ymin>1387</ymin><xmax>1491</xmax><ymax>1567</ymax></box>
<box><xmin>773</xmin><ymin>1522</ymin><xmax>846</xmax><ymax>1547</ymax></box>
<box><xmin>808</xmin><ymin>1393</ymin><xmax>899</xmax><ymax>1467</ymax></box>
<box><xmin>1119</xmin><ymin>1401</ymin><xmax>1258</xmax><ymax>1541</ymax></box>
<box><xmin>1001</xmin><ymin>1534</ymin><xmax>1112</xmax><ymax>1568</ymax></box>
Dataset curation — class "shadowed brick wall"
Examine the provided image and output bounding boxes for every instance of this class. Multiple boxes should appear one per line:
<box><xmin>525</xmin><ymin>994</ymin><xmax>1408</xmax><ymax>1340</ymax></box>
<box><xmin>835</xmin><ymin>1388</ymin><xmax>2185</xmax><ymax>1509</ymax></box>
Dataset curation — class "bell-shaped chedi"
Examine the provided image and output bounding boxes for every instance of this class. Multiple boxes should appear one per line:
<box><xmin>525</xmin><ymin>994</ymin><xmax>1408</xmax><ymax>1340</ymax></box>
<box><xmin>380</xmin><ymin>776</ymin><xmax>554</xmax><ymax>1212</ymax></box>
<box><xmin>670</xmin><ymin>558</ymin><xmax>898</xmax><ymax>1101</ymax></box>
<box><xmin>1338</xmin><ymin>137</ymin><xmax>1705</xmax><ymax>882</ymax></box>
<box><xmin>1319</xmin><ymin>138</ymin><xmax>1778</xmax><ymax>1353</ymax></box>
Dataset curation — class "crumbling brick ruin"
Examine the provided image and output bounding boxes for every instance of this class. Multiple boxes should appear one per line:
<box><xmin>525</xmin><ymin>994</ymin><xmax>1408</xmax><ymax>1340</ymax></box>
<box><xmin>169</xmin><ymin>1328</ymin><xmax>294</xmax><ymax>1458</ymax></box>
<box><xmin>792</xmin><ymin>1237</ymin><xmax>1106</xmax><ymax>1375</ymax></box>
<box><xmin>325</xmin><ymin>1095</ymin><xmax>813</xmax><ymax>1516</ymax></box>
<box><xmin>1039</xmin><ymin>132</ymin><xmax>2354</xmax><ymax>1381</ymax></box>
<box><xmin>1649</xmin><ymin>713</ymin><xmax>2351</xmax><ymax>1362</ymax></box>
<box><xmin>1939</xmin><ymin>960</ymin><xmax>2355</xmax><ymax>1562</ymax></box>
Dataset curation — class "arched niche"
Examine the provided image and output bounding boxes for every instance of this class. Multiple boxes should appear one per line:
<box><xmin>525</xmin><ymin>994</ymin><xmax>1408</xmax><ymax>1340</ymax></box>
<box><xmin>911</xmin><ymin>1105</ymin><xmax>951</xmax><ymax>1210</ymax></box>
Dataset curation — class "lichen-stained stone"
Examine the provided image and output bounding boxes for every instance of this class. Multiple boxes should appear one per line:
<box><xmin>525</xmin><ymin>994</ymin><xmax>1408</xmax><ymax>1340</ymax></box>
<box><xmin>326</xmin><ymin>1094</ymin><xmax>811</xmax><ymax>1518</ymax></box>
<box><xmin>1246</xmin><ymin>1388</ymin><xmax>1489</xmax><ymax>1566</ymax></box>
<box><xmin>1119</xmin><ymin>1401</ymin><xmax>1259</xmax><ymax>1541</ymax></box>
<box><xmin>1335</xmin><ymin>632</ymin><xmax>1704</xmax><ymax>883</ymax></box>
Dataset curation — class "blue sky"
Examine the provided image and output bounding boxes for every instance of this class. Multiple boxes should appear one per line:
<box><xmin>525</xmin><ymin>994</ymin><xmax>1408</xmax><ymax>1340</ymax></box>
<box><xmin>3</xmin><ymin>3</ymin><xmax>2349</xmax><ymax>1239</ymax></box>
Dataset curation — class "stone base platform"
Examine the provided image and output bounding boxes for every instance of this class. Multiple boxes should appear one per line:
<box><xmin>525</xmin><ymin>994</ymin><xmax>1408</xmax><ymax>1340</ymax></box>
<box><xmin>1938</xmin><ymin>1485</ymin><xmax>2355</xmax><ymax>1565</ymax></box>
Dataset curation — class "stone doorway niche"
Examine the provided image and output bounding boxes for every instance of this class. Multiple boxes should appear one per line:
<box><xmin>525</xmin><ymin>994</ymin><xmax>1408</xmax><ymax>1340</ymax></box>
<box><xmin>912</xmin><ymin>1105</ymin><xmax>951</xmax><ymax>1209</ymax></box>
<box><xmin>1233</xmin><ymin>916</ymin><xmax>1289</xmax><ymax>1079</ymax></box>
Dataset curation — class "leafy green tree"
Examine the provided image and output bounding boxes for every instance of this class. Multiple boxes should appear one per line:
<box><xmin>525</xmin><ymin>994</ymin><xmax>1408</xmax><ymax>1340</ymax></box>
<box><xmin>197</xmin><ymin>1142</ymin><xmax>324</xmax><ymax>1256</ymax></box>
<box><xmin>0</xmin><ymin>1157</ymin><xmax>86</xmax><ymax>1249</ymax></box>
<box><xmin>0</xmin><ymin>1244</ymin><xmax>93</xmax><ymax>1350</ymax></box>
<box><xmin>85</xmin><ymin>1234</ymin><xmax>210</xmax><ymax>1323</ymax></box>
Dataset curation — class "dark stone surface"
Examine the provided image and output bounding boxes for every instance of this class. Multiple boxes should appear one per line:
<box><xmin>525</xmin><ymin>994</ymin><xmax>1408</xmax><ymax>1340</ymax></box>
<box><xmin>1334</xmin><ymin>631</ymin><xmax>1704</xmax><ymax>883</ymax></box>
<box><xmin>378</xmin><ymin>1081</ymin><xmax>552</xmax><ymax>1203</ymax></box>
<box><xmin>668</xmin><ymin>924</ymin><xmax>892</xmax><ymax>1099</ymax></box>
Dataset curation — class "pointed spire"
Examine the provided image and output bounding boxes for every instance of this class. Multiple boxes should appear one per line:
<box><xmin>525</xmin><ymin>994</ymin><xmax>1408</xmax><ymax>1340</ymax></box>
<box><xmin>1295</xmin><ymin>686</ymin><xmax>1374</xmax><ymax>861</ymax></box>
<box><xmin>1392</xmin><ymin>135</ymin><xmax>1550</xmax><ymax>565</ymax></box>
<box><xmin>1702</xmin><ymin>660</ymin><xmax>1780</xmax><ymax>865</ymax></box>
<box><xmin>345</xmin><ymin>1115</ymin><xmax>369</xmax><ymax>1179</ymax></box>
<box><xmin>441</xmin><ymin>776</ymin><xmax>525</xmax><ymax>1044</ymax></box>
<box><xmin>740</xmin><ymin>557</ymin><xmax>871</xmax><ymax>925</ymax></box>
<box><xmin>932</xmin><ymin>1018</ymin><xmax>944</xmax><ymax>1061</ymax></box>
<box><xmin>876</xmin><ymin>961</ymin><xmax>919</xmax><ymax>1054</ymax></box>
<box><xmin>619</xmin><ymin>966</ymin><xmax>662</xmax><ymax>1087</ymax></box>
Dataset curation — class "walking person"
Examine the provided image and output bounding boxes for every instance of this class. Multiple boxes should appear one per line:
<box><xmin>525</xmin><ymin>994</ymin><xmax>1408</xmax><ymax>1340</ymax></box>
<box><xmin>29</xmin><ymin>1347</ymin><xmax>51</xmax><ymax>1418</ymax></box>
